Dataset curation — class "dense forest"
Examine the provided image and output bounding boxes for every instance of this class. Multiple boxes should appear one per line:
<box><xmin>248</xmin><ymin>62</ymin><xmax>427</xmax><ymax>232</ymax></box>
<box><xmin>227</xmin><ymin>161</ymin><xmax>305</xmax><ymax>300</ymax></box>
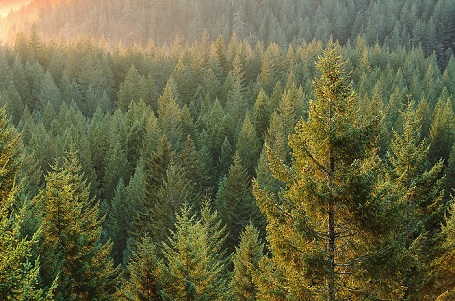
<box><xmin>0</xmin><ymin>0</ymin><xmax>455</xmax><ymax>301</ymax></box>
<box><xmin>1</xmin><ymin>0</ymin><xmax>455</xmax><ymax>67</ymax></box>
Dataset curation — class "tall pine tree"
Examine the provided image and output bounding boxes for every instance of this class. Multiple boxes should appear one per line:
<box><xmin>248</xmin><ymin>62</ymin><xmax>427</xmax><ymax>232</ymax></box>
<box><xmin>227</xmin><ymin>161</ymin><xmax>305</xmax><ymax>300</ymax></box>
<box><xmin>36</xmin><ymin>151</ymin><xmax>118</xmax><ymax>301</ymax></box>
<box><xmin>253</xmin><ymin>44</ymin><xmax>397</xmax><ymax>300</ymax></box>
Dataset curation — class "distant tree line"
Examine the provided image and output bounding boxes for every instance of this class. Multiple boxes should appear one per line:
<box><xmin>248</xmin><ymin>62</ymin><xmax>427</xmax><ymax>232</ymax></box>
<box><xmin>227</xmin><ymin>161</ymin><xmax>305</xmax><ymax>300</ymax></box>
<box><xmin>1</xmin><ymin>0</ymin><xmax>454</xmax><ymax>68</ymax></box>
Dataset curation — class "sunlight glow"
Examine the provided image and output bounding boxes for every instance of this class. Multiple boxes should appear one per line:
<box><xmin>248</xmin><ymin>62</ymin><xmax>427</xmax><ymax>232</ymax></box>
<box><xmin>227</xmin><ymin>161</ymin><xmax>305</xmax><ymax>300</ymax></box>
<box><xmin>0</xmin><ymin>0</ymin><xmax>32</xmax><ymax>17</ymax></box>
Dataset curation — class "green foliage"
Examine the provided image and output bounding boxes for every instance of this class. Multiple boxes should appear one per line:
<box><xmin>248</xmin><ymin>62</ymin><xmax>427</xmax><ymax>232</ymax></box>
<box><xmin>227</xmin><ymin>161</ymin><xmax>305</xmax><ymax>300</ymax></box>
<box><xmin>217</xmin><ymin>152</ymin><xmax>258</xmax><ymax>252</ymax></box>
<box><xmin>0</xmin><ymin>186</ymin><xmax>46</xmax><ymax>300</ymax></box>
<box><xmin>121</xmin><ymin>236</ymin><xmax>164</xmax><ymax>301</ymax></box>
<box><xmin>0</xmin><ymin>108</ymin><xmax>46</xmax><ymax>300</ymax></box>
<box><xmin>230</xmin><ymin>223</ymin><xmax>264</xmax><ymax>301</ymax></box>
<box><xmin>0</xmin><ymin>108</ymin><xmax>23</xmax><ymax>200</ymax></box>
<box><xmin>236</xmin><ymin>114</ymin><xmax>261</xmax><ymax>177</ymax></box>
<box><xmin>161</xmin><ymin>203</ymin><xmax>228</xmax><ymax>301</ymax></box>
<box><xmin>254</xmin><ymin>44</ymin><xmax>398</xmax><ymax>300</ymax></box>
<box><xmin>388</xmin><ymin>102</ymin><xmax>445</xmax><ymax>298</ymax></box>
<box><xmin>0</xmin><ymin>12</ymin><xmax>454</xmax><ymax>300</ymax></box>
<box><xmin>36</xmin><ymin>151</ymin><xmax>118</xmax><ymax>301</ymax></box>
<box><xmin>425</xmin><ymin>200</ymin><xmax>455</xmax><ymax>300</ymax></box>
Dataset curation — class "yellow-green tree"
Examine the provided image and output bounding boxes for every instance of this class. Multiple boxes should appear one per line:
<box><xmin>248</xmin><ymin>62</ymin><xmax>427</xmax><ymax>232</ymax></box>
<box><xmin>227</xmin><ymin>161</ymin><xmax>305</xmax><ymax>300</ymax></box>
<box><xmin>424</xmin><ymin>200</ymin><xmax>455</xmax><ymax>301</ymax></box>
<box><xmin>388</xmin><ymin>102</ymin><xmax>445</xmax><ymax>299</ymax></box>
<box><xmin>253</xmin><ymin>44</ymin><xmax>398</xmax><ymax>300</ymax></box>
<box><xmin>0</xmin><ymin>108</ymin><xmax>48</xmax><ymax>300</ymax></box>
<box><xmin>230</xmin><ymin>223</ymin><xmax>264</xmax><ymax>301</ymax></box>
<box><xmin>36</xmin><ymin>151</ymin><xmax>118</xmax><ymax>301</ymax></box>
<box><xmin>161</xmin><ymin>202</ymin><xmax>228</xmax><ymax>301</ymax></box>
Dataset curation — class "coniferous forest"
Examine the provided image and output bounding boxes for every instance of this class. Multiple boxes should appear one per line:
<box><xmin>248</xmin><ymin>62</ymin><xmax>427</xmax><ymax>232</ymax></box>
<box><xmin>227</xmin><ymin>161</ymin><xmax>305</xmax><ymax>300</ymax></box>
<box><xmin>1</xmin><ymin>0</ymin><xmax>455</xmax><ymax>300</ymax></box>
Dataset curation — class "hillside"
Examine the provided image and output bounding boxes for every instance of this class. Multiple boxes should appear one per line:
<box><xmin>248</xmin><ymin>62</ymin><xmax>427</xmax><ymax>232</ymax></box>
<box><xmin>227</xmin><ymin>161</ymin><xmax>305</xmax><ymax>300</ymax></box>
<box><xmin>1</xmin><ymin>0</ymin><xmax>454</xmax><ymax>66</ymax></box>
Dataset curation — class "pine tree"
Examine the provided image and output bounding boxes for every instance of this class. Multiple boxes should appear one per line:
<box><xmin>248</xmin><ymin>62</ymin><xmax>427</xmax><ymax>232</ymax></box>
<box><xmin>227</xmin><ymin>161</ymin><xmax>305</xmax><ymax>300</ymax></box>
<box><xmin>252</xmin><ymin>88</ymin><xmax>271</xmax><ymax>143</ymax></box>
<box><xmin>103</xmin><ymin>138</ymin><xmax>130</xmax><ymax>201</ymax></box>
<box><xmin>117</xmin><ymin>65</ymin><xmax>145</xmax><ymax>111</ymax></box>
<box><xmin>161</xmin><ymin>203</ymin><xmax>228</xmax><ymax>301</ymax></box>
<box><xmin>133</xmin><ymin>159</ymin><xmax>192</xmax><ymax>246</ymax></box>
<box><xmin>0</xmin><ymin>108</ymin><xmax>23</xmax><ymax>201</ymax></box>
<box><xmin>424</xmin><ymin>200</ymin><xmax>455</xmax><ymax>301</ymax></box>
<box><xmin>106</xmin><ymin>178</ymin><xmax>128</xmax><ymax>265</ymax></box>
<box><xmin>177</xmin><ymin>135</ymin><xmax>212</xmax><ymax>208</ymax></box>
<box><xmin>36</xmin><ymin>151</ymin><xmax>118</xmax><ymax>301</ymax></box>
<box><xmin>218</xmin><ymin>152</ymin><xmax>258</xmax><ymax>252</ymax></box>
<box><xmin>236</xmin><ymin>114</ymin><xmax>261</xmax><ymax>177</ymax></box>
<box><xmin>388</xmin><ymin>102</ymin><xmax>445</xmax><ymax>299</ymax></box>
<box><xmin>253</xmin><ymin>44</ymin><xmax>397</xmax><ymax>300</ymax></box>
<box><xmin>121</xmin><ymin>236</ymin><xmax>164</xmax><ymax>301</ymax></box>
<box><xmin>0</xmin><ymin>108</ymin><xmax>46</xmax><ymax>300</ymax></box>
<box><xmin>429</xmin><ymin>97</ymin><xmax>455</xmax><ymax>165</ymax></box>
<box><xmin>230</xmin><ymin>223</ymin><xmax>264</xmax><ymax>301</ymax></box>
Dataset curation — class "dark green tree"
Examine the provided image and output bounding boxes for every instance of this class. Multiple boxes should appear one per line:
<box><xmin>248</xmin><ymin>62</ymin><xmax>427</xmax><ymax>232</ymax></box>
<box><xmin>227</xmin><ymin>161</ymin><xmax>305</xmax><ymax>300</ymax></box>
<box><xmin>177</xmin><ymin>135</ymin><xmax>212</xmax><ymax>207</ymax></box>
<box><xmin>217</xmin><ymin>152</ymin><xmax>258</xmax><ymax>252</ymax></box>
<box><xmin>236</xmin><ymin>114</ymin><xmax>261</xmax><ymax>177</ymax></box>
<box><xmin>429</xmin><ymin>97</ymin><xmax>455</xmax><ymax>165</ymax></box>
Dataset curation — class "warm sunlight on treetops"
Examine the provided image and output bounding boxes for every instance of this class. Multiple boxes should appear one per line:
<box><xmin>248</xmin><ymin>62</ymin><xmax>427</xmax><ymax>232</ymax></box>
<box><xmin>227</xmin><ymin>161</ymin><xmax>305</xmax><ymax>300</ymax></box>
<box><xmin>0</xmin><ymin>1</ymin><xmax>454</xmax><ymax>300</ymax></box>
<box><xmin>0</xmin><ymin>0</ymin><xmax>31</xmax><ymax>17</ymax></box>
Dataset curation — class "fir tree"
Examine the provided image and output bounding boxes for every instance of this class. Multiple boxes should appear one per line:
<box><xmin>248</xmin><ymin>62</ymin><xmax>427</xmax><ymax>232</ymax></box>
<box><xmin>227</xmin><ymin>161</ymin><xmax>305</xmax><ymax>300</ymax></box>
<box><xmin>230</xmin><ymin>223</ymin><xmax>264</xmax><ymax>301</ymax></box>
<box><xmin>236</xmin><ymin>113</ymin><xmax>261</xmax><ymax>177</ymax></box>
<box><xmin>0</xmin><ymin>108</ymin><xmax>23</xmax><ymax>201</ymax></box>
<box><xmin>388</xmin><ymin>102</ymin><xmax>445</xmax><ymax>299</ymax></box>
<box><xmin>253</xmin><ymin>44</ymin><xmax>396</xmax><ymax>300</ymax></box>
<box><xmin>0</xmin><ymin>108</ymin><xmax>47</xmax><ymax>300</ymax></box>
<box><xmin>36</xmin><ymin>151</ymin><xmax>118</xmax><ymax>301</ymax></box>
<box><xmin>218</xmin><ymin>152</ymin><xmax>258</xmax><ymax>252</ymax></box>
<box><xmin>425</xmin><ymin>200</ymin><xmax>455</xmax><ymax>301</ymax></box>
<box><xmin>121</xmin><ymin>236</ymin><xmax>164</xmax><ymax>301</ymax></box>
<box><xmin>161</xmin><ymin>203</ymin><xmax>228</xmax><ymax>301</ymax></box>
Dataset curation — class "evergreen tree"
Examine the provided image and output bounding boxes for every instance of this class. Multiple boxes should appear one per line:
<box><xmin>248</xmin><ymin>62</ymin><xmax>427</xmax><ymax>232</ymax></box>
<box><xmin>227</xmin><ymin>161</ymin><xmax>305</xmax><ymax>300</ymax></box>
<box><xmin>106</xmin><ymin>178</ymin><xmax>128</xmax><ymax>265</ymax></box>
<box><xmin>177</xmin><ymin>135</ymin><xmax>212</xmax><ymax>207</ymax></box>
<box><xmin>161</xmin><ymin>203</ymin><xmax>228</xmax><ymax>301</ymax></box>
<box><xmin>0</xmin><ymin>184</ymin><xmax>49</xmax><ymax>300</ymax></box>
<box><xmin>103</xmin><ymin>138</ymin><xmax>130</xmax><ymax>201</ymax></box>
<box><xmin>429</xmin><ymin>97</ymin><xmax>455</xmax><ymax>165</ymax></box>
<box><xmin>252</xmin><ymin>88</ymin><xmax>271</xmax><ymax>143</ymax></box>
<box><xmin>425</xmin><ymin>200</ymin><xmax>455</xmax><ymax>301</ymax></box>
<box><xmin>133</xmin><ymin>159</ymin><xmax>191</xmax><ymax>246</ymax></box>
<box><xmin>230</xmin><ymin>223</ymin><xmax>264</xmax><ymax>301</ymax></box>
<box><xmin>253</xmin><ymin>45</ymin><xmax>397</xmax><ymax>300</ymax></box>
<box><xmin>121</xmin><ymin>236</ymin><xmax>164</xmax><ymax>301</ymax></box>
<box><xmin>0</xmin><ymin>108</ymin><xmax>23</xmax><ymax>200</ymax></box>
<box><xmin>117</xmin><ymin>65</ymin><xmax>145</xmax><ymax>111</ymax></box>
<box><xmin>0</xmin><ymin>108</ymin><xmax>46</xmax><ymax>300</ymax></box>
<box><xmin>133</xmin><ymin>135</ymin><xmax>175</xmax><ymax>240</ymax></box>
<box><xmin>218</xmin><ymin>152</ymin><xmax>257</xmax><ymax>252</ymax></box>
<box><xmin>36</xmin><ymin>151</ymin><xmax>118</xmax><ymax>301</ymax></box>
<box><xmin>236</xmin><ymin>114</ymin><xmax>261</xmax><ymax>177</ymax></box>
<box><xmin>388</xmin><ymin>103</ymin><xmax>445</xmax><ymax>299</ymax></box>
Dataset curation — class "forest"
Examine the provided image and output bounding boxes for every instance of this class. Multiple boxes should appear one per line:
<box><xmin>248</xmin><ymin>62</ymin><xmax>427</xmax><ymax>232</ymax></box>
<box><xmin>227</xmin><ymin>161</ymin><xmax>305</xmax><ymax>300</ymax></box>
<box><xmin>0</xmin><ymin>0</ymin><xmax>455</xmax><ymax>301</ymax></box>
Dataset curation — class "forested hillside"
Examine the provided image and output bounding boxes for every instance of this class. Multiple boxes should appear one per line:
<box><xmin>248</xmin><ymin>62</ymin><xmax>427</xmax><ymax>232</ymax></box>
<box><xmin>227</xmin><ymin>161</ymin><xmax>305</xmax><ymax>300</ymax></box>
<box><xmin>0</xmin><ymin>0</ymin><xmax>455</xmax><ymax>300</ymax></box>
<box><xmin>1</xmin><ymin>0</ymin><xmax>455</xmax><ymax>67</ymax></box>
